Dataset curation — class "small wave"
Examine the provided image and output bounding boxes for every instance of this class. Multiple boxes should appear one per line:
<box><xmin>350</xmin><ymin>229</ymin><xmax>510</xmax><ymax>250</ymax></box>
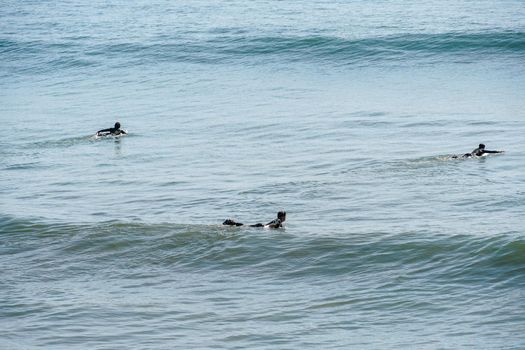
<box><xmin>3</xmin><ymin>162</ymin><xmax>41</xmax><ymax>171</ymax></box>
<box><xmin>91</xmin><ymin>31</ymin><xmax>525</xmax><ymax>65</ymax></box>
<box><xmin>1</xmin><ymin>217</ymin><xmax>523</xmax><ymax>285</ymax></box>
<box><xmin>2</xmin><ymin>31</ymin><xmax>524</xmax><ymax>73</ymax></box>
<box><xmin>219</xmin><ymin>31</ymin><xmax>525</xmax><ymax>60</ymax></box>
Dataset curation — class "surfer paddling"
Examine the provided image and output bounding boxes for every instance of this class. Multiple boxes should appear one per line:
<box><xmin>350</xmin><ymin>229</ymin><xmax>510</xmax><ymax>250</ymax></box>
<box><xmin>96</xmin><ymin>122</ymin><xmax>127</xmax><ymax>136</ymax></box>
<box><xmin>223</xmin><ymin>211</ymin><xmax>286</xmax><ymax>229</ymax></box>
<box><xmin>453</xmin><ymin>144</ymin><xmax>504</xmax><ymax>159</ymax></box>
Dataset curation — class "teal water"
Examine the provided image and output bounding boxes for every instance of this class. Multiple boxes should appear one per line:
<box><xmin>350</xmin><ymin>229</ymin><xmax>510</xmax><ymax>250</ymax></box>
<box><xmin>1</xmin><ymin>0</ymin><xmax>525</xmax><ymax>348</ymax></box>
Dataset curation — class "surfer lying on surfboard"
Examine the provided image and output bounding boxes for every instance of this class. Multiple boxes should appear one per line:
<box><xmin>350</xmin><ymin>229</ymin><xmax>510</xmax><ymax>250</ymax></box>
<box><xmin>223</xmin><ymin>211</ymin><xmax>286</xmax><ymax>229</ymax></box>
<box><xmin>96</xmin><ymin>122</ymin><xmax>127</xmax><ymax>136</ymax></box>
<box><xmin>452</xmin><ymin>144</ymin><xmax>504</xmax><ymax>159</ymax></box>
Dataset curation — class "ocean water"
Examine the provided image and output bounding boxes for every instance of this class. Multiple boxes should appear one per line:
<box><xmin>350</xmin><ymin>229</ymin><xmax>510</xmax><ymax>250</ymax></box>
<box><xmin>1</xmin><ymin>0</ymin><xmax>525</xmax><ymax>348</ymax></box>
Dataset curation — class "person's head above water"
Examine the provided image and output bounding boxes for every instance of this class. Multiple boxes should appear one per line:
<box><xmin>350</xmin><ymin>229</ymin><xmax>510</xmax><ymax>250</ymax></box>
<box><xmin>114</xmin><ymin>122</ymin><xmax>121</xmax><ymax>129</ymax></box>
<box><xmin>277</xmin><ymin>211</ymin><xmax>286</xmax><ymax>222</ymax></box>
<box><xmin>478</xmin><ymin>143</ymin><xmax>485</xmax><ymax>149</ymax></box>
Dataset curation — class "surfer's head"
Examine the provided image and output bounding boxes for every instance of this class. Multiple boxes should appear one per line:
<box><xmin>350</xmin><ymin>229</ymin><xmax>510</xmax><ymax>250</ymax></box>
<box><xmin>114</xmin><ymin>122</ymin><xmax>121</xmax><ymax>129</ymax></box>
<box><xmin>277</xmin><ymin>211</ymin><xmax>286</xmax><ymax>222</ymax></box>
<box><xmin>479</xmin><ymin>143</ymin><xmax>485</xmax><ymax>149</ymax></box>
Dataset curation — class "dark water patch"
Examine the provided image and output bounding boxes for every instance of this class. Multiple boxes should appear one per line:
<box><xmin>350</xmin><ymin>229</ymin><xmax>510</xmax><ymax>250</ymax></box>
<box><xmin>0</xmin><ymin>38</ymin><xmax>41</xmax><ymax>55</ymax></box>
<box><xmin>346</xmin><ymin>119</ymin><xmax>395</xmax><ymax>127</ymax></box>
<box><xmin>47</xmin><ymin>57</ymin><xmax>98</xmax><ymax>70</ymax></box>
<box><xmin>400</xmin><ymin>120</ymin><xmax>449</xmax><ymax>128</ymax></box>
<box><xmin>3</xmin><ymin>161</ymin><xmax>41</xmax><ymax>171</ymax></box>
<box><xmin>467</xmin><ymin>120</ymin><xmax>500</xmax><ymax>126</ymax></box>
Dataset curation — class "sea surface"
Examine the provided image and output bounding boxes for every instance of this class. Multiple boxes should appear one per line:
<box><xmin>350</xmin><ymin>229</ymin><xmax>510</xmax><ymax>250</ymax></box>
<box><xmin>1</xmin><ymin>0</ymin><xmax>525</xmax><ymax>349</ymax></box>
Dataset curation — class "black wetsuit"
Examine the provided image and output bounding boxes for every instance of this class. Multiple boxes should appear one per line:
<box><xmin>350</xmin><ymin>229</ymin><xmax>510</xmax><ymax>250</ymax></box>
<box><xmin>250</xmin><ymin>218</ymin><xmax>283</xmax><ymax>228</ymax></box>
<box><xmin>463</xmin><ymin>147</ymin><xmax>500</xmax><ymax>158</ymax></box>
<box><xmin>97</xmin><ymin>127</ymin><xmax>126</xmax><ymax>136</ymax></box>
<box><xmin>223</xmin><ymin>218</ymin><xmax>284</xmax><ymax>228</ymax></box>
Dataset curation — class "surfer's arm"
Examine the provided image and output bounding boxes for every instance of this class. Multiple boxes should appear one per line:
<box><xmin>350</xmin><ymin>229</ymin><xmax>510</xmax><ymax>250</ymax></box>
<box><xmin>264</xmin><ymin>219</ymin><xmax>282</xmax><ymax>229</ymax></box>
<box><xmin>97</xmin><ymin>128</ymin><xmax>111</xmax><ymax>135</ymax></box>
<box><xmin>484</xmin><ymin>150</ymin><xmax>503</xmax><ymax>154</ymax></box>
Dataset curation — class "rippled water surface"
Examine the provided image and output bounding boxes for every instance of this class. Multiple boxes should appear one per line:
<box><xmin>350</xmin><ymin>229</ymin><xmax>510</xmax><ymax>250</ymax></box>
<box><xmin>1</xmin><ymin>0</ymin><xmax>525</xmax><ymax>348</ymax></box>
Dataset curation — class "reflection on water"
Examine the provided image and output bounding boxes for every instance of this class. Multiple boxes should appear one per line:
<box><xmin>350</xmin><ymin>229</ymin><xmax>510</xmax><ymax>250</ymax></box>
<box><xmin>114</xmin><ymin>138</ymin><xmax>122</xmax><ymax>156</ymax></box>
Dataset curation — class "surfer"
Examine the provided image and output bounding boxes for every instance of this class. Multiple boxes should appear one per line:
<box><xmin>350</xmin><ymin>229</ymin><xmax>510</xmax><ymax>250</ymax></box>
<box><xmin>223</xmin><ymin>211</ymin><xmax>286</xmax><ymax>229</ymax></box>
<box><xmin>458</xmin><ymin>144</ymin><xmax>504</xmax><ymax>158</ymax></box>
<box><xmin>96</xmin><ymin>122</ymin><xmax>127</xmax><ymax>136</ymax></box>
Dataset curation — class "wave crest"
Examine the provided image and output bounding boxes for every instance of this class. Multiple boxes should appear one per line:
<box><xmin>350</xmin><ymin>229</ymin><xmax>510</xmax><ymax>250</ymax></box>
<box><xmin>1</xmin><ymin>216</ymin><xmax>523</xmax><ymax>285</ymax></box>
<box><xmin>2</xmin><ymin>31</ymin><xmax>524</xmax><ymax>72</ymax></box>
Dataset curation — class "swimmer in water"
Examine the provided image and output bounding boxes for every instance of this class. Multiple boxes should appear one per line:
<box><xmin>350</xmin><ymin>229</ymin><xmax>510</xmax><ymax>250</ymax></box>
<box><xmin>96</xmin><ymin>122</ymin><xmax>127</xmax><ymax>136</ymax></box>
<box><xmin>223</xmin><ymin>211</ymin><xmax>286</xmax><ymax>229</ymax></box>
<box><xmin>459</xmin><ymin>143</ymin><xmax>504</xmax><ymax>158</ymax></box>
